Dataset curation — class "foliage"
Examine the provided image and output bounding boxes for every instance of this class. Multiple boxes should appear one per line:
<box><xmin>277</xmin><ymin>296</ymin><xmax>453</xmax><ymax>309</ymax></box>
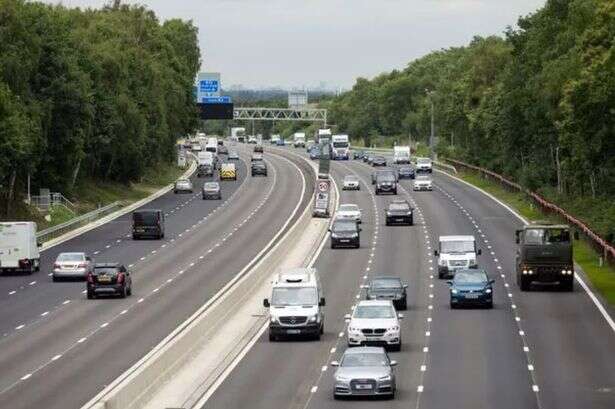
<box><xmin>0</xmin><ymin>0</ymin><xmax>200</xmax><ymax>216</ymax></box>
<box><xmin>328</xmin><ymin>0</ymin><xmax>615</xmax><ymax>242</ymax></box>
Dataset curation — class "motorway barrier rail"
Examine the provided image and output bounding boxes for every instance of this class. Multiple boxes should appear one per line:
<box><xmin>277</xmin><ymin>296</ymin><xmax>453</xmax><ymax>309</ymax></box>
<box><xmin>442</xmin><ymin>157</ymin><xmax>615</xmax><ymax>265</ymax></box>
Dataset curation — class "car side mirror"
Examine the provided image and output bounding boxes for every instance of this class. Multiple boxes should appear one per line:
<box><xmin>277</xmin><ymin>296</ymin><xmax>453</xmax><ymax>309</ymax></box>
<box><xmin>573</xmin><ymin>231</ymin><xmax>580</xmax><ymax>240</ymax></box>
<box><xmin>358</xmin><ymin>228</ymin><xmax>362</xmax><ymax>232</ymax></box>
<box><xmin>446</xmin><ymin>281</ymin><xmax>453</xmax><ymax>286</ymax></box>
<box><xmin>434</xmin><ymin>250</ymin><xmax>439</xmax><ymax>256</ymax></box>
<box><xmin>319</xmin><ymin>297</ymin><xmax>326</xmax><ymax>307</ymax></box>
<box><xmin>360</xmin><ymin>284</ymin><xmax>369</xmax><ymax>289</ymax></box>
<box><xmin>477</xmin><ymin>249</ymin><xmax>482</xmax><ymax>255</ymax></box>
<box><xmin>344</xmin><ymin>313</ymin><xmax>351</xmax><ymax>322</ymax></box>
<box><xmin>397</xmin><ymin>313</ymin><xmax>404</xmax><ymax>319</ymax></box>
<box><xmin>331</xmin><ymin>361</ymin><xmax>340</xmax><ymax>367</ymax></box>
<box><xmin>489</xmin><ymin>279</ymin><xmax>495</xmax><ymax>285</ymax></box>
<box><xmin>403</xmin><ymin>284</ymin><xmax>408</xmax><ymax>289</ymax></box>
<box><xmin>263</xmin><ymin>299</ymin><xmax>270</xmax><ymax>308</ymax></box>
<box><xmin>390</xmin><ymin>360</ymin><xmax>398</xmax><ymax>367</ymax></box>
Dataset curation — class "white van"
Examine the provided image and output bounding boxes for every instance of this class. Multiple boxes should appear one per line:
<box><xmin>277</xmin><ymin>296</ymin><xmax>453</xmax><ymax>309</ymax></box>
<box><xmin>263</xmin><ymin>268</ymin><xmax>325</xmax><ymax>341</ymax></box>
<box><xmin>0</xmin><ymin>222</ymin><xmax>41</xmax><ymax>274</ymax></box>
<box><xmin>434</xmin><ymin>235</ymin><xmax>481</xmax><ymax>278</ymax></box>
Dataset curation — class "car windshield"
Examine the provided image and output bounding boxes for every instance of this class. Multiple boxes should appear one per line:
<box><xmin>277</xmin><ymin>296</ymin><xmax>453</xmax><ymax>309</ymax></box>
<box><xmin>204</xmin><ymin>183</ymin><xmax>219</xmax><ymax>189</ymax></box>
<box><xmin>400</xmin><ymin>167</ymin><xmax>412</xmax><ymax>172</ymax></box>
<box><xmin>524</xmin><ymin>228</ymin><xmax>570</xmax><ymax>244</ymax></box>
<box><xmin>389</xmin><ymin>203</ymin><xmax>410</xmax><ymax>211</ymax></box>
<box><xmin>416</xmin><ymin>176</ymin><xmax>430</xmax><ymax>181</ymax></box>
<box><xmin>455</xmin><ymin>271</ymin><xmax>488</xmax><ymax>284</ymax></box>
<box><xmin>339</xmin><ymin>204</ymin><xmax>358</xmax><ymax>212</ymax></box>
<box><xmin>57</xmin><ymin>253</ymin><xmax>85</xmax><ymax>262</ymax></box>
<box><xmin>441</xmin><ymin>240</ymin><xmax>475</xmax><ymax>254</ymax></box>
<box><xmin>332</xmin><ymin>222</ymin><xmax>357</xmax><ymax>232</ymax></box>
<box><xmin>341</xmin><ymin>352</ymin><xmax>389</xmax><ymax>367</ymax></box>
<box><xmin>371</xmin><ymin>278</ymin><xmax>402</xmax><ymax>289</ymax></box>
<box><xmin>354</xmin><ymin>305</ymin><xmax>396</xmax><ymax>319</ymax></box>
<box><xmin>375</xmin><ymin>156</ymin><xmax>385</xmax><ymax>161</ymax></box>
<box><xmin>417</xmin><ymin>158</ymin><xmax>431</xmax><ymax>164</ymax></box>
<box><xmin>344</xmin><ymin>176</ymin><xmax>358</xmax><ymax>182</ymax></box>
<box><xmin>133</xmin><ymin>211</ymin><xmax>158</xmax><ymax>224</ymax></box>
<box><xmin>271</xmin><ymin>287</ymin><xmax>317</xmax><ymax>306</ymax></box>
<box><xmin>378</xmin><ymin>175</ymin><xmax>395</xmax><ymax>182</ymax></box>
<box><xmin>94</xmin><ymin>267</ymin><xmax>119</xmax><ymax>275</ymax></box>
<box><xmin>177</xmin><ymin>179</ymin><xmax>190</xmax><ymax>184</ymax></box>
<box><xmin>333</xmin><ymin>142</ymin><xmax>348</xmax><ymax>148</ymax></box>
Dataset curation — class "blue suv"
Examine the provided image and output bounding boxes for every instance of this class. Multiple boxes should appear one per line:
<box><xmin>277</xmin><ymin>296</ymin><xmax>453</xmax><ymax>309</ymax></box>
<box><xmin>448</xmin><ymin>269</ymin><xmax>494</xmax><ymax>308</ymax></box>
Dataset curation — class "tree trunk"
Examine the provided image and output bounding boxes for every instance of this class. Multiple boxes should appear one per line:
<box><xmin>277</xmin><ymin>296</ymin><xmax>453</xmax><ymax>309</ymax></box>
<box><xmin>590</xmin><ymin>171</ymin><xmax>596</xmax><ymax>199</ymax></box>
<box><xmin>70</xmin><ymin>158</ymin><xmax>82</xmax><ymax>189</ymax></box>
<box><xmin>6</xmin><ymin>170</ymin><xmax>16</xmax><ymax>215</ymax></box>
<box><xmin>555</xmin><ymin>146</ymin><xmax>562</xmax><ymax>195</ymax></box>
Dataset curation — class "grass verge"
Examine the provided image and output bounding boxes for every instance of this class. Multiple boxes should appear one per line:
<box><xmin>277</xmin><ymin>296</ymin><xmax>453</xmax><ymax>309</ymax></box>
<box><xmin>453</xmin><ymin>170</ymin><xmax>615</xmax><ymax>306</ymax></box>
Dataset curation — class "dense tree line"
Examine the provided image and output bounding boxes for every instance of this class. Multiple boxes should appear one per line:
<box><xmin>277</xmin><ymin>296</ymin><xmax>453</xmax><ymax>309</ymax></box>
<box><xmin>329</xmin><ymin>0</ymin><xmax>615</xmax><ymax>241</ymax></box>
<box><xmin>0</xmin><ymin>0</ymin><xmax>200</xmax><ymax>214</ymax></box>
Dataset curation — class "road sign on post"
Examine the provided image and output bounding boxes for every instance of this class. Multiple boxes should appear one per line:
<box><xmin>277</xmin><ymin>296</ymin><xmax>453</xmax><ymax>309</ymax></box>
<box><xmin>313</xmin><ymin>178</ymin><xmax>330</xmax><ymax>218</ymax></box>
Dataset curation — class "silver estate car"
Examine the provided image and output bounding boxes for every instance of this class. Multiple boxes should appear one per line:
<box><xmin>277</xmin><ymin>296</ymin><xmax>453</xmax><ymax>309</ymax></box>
<box><xmin>332</xmin><ymin>347</ymin><xmax>397</xmax><ymax>399</ymax></box>
<box><xmin>53</xmin><ymin>252</ymin><xmax>93</xmax><ymax>281</ymax></box>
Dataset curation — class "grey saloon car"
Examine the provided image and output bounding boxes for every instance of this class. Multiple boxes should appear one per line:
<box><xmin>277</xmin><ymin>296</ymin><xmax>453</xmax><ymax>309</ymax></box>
<box><xmin>53</xmin><ymin>252</ymin><xmax>93</xmax><ymax>281</ymax></box>
<box><xmin>202</xmin><ymin>182</ymin><xmax>221</xmax><ymax>200</ymax></box>
<box><xmin>332</xmin><ymin>347</ymin><xmax>397</xmax><ymax>399</ymax></box>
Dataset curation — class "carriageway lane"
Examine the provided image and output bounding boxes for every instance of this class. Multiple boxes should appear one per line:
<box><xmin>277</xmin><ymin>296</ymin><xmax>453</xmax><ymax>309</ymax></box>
<box><xmin>0</xmin><ymin>155</ymin><xmax>249</xmax><ymax>336</ymax></box>
<box><xmin>203</xmin><ymin>156</ymin><xmax>379</xmax><ymax>409</ymax></box>
<box><xmin>0</xmin><ymin>149</ymin><xmax>313</xmax><ymax>409</ymax></box>
<box><xmin>431</xmin><ymin>171</ymin><xmax>615</xmax><ymax>409</ymax></box>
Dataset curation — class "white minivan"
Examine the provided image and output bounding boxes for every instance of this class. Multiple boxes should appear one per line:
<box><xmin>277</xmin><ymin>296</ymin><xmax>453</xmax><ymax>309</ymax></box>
<box><xmin>0</xmin><ymin>222</ymin><xmax>40</xmax><ymax>274</ymax></box>
<box><xmin>434</xmin><ymin>235</ymin><xmax>481</xmax><ymax>278</ymax></box>
<box><xmin>263</xmin><ymin>268</ymin><xmax>325</xmax><ymax>341</ymax></box>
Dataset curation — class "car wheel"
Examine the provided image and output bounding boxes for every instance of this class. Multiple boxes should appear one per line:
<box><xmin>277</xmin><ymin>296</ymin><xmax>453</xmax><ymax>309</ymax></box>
<box><xmin>386</xmin><ymin>220</ymin><xmax>390</xmax><ymax>226</ymax></box>
<box><xmin>320</xmin><ymin>323</ymin><xmax>324</xmax><ymax>335</ymax></box>
<box><xmin>562</xmin><ymin>279</ymin><xmax>574</xmax><ymax>292</ymax></box>
<box><xmin>520</xmin><ymin>277</ymin><xmax>531</xmax><ymax>291</ymax></box>
<box><xmin>486</xmin><ymin>301</ymin><xmax>493</xmax><ymax>309</ymax></box>
<box><xmin>87</xmin><ymin>291</ymin><xmax>95</xmax><ymax>300</ymax></box>
<box><xmin>314</xmin><ymin>332</ymin><xmax>321</xmax><ymax>341</ymax></box>
<box><xmin>438</xmin><ymin>271</ymin><xmax>445</xmax><ymax>279</ymax></box>
<box><xmin>409</xmin><ymin>218</ymin><xmax>414</xmax><ymax>225</ymax></box>
<box><xmin>119</xmin><ymin>286</ymin><xmax>127</xmax><ymax>299</ymax></box>
<box><xmin>400</xmin><ymin>301</ymin><xmax>407</xmax><ymax>310</ymax></box>
<box><xmin>450</xmin><ymin>302</ymin><xmax>456</xmax><ymax>309</ymax></box>
<box><xmin>269</xmin><ymin>333</ymin><xmax>277</xmax><ymax>342</ymax></box>
<box><xmin>127</xmin><ymin>285</ymin><xmax>132</xmax><ymax>296</ymax></box>
<box><xmin>331</xmin><ymin>243</ymin><xmax>336</xmax><ymax>249</ymax></box>
<box><xmin>391</xmin><ymin>343</ymin><xmax>401</xmax><ymax>352</ymax></box>
<box><xmin>52</xmin><ymin>275</ymin><xmax>59</xmax><ymax>282</ymax></box>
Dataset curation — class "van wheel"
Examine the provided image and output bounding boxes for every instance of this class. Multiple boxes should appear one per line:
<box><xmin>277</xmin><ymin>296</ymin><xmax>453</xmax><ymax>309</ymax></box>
<box><xmin>127</xmin><ymin>286</ymin><xmax>132</xmax><ymax>296</ymax></box>
<box><xmin>269</xmin><ymin>333</ymin><xmax>276</xmax><ymax>342</ymax></box>
<box><xmin>520</xmin><ymin>277</ymin><xmax>531</xmax><ymax>291</ymax></box>
<box><xmin>314</xmin><ymin>332</ymin><xmax>321</xmax><ymax>341</ymax></box>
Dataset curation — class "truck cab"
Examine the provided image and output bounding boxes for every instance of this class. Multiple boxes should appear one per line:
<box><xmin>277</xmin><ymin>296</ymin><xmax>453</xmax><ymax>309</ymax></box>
<box><xmin>515</xmin><ymin>223</ymin><xmax>574</xmax><ymax>291</ymax></box>
<box><xmin>293</xmin><ymin>132</ymin><xmax>306</xmax><ymax>148</ymax></box>
<box><xmin>393</xmin><ymin>146</ymin><xmax>411</xmax><ymax>164</ymax></box>
<box><xmin>434</xmin><ymin>235</ymin><xmax>481</xmax><ymax>278</ymax></box>
<box><xmin>264</xmin><ymin>268</ymin><xmax>325</xmax><ymax>341</ymax></box>
<box><xmin>331</xmin><ymin>134</ymin><xmax>350</xmax><ymax>160</ymax></box>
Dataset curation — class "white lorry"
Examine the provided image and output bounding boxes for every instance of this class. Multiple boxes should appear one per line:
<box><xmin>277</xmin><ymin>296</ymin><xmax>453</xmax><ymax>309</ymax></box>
<box><xmin>205</xmin><ymin>137</ymin><xmax>218</xmax><ymax>154</ymax></box>
<box><xmin>0</xmin><ymin>222</ymin><xmax>40</xmax><ymax>274</ymax></box>
<box><xmin>231</xmin><ymin>127</ymin><xmax>246</xmax><ymax>143</ymax></box>
<box><xmin>394</xmin><ymin>146</ymin><xmax>411</xmax><ymax>164</ymax></box>
<box><xmin>293</xmin><ymin>132</ymin><xmax>306</xmax><ymax>148</ymax></box>
<box><xmin>317</xmin><ymin>129</ymin><xmax>332</xmax><ymax>144</ymax></box>
<box><xmin>331</xmin><ymin>134</ymin><xmax>350</xmax><ymax>160</ymax></box>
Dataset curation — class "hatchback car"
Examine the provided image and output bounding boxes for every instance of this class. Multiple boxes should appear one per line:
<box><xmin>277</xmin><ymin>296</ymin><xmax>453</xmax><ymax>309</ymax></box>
<box><xmin>448</xmin><ymin>269</ymin><xmax>494</xmax><ymax>308</ymax></box>
<box><xmin>173</xmin><ymin>178</ymin><xmax>193</xmax><ymax>193</ymax></box>
<box><xmin>385</xmin><ymin>200</ymin><xmax>413</xmax><ymax>225</ymax></box>
<box><xmin>251</xmin><ymin>153</ymin><xmax>264</xmax><ymax>162</ymax></box>
<box><xmin>335</xmin><ymin>204</ymin><xmax>362</xmax><ymax>223</ymax></box>
<box><xmin>342</xmin><ymin>175</ymin><xmax>360</xmax><ymax>190</ymax></box>
<box><xmin>413</xmin><ymin>175</ymin><xmax>433</xmax><ymax>191</ymax></box>
<box><xmin>363</xmin><ymin>277</ymin><xmax>408</xmax><ymax>310</ymax></box>
<box><xmin>87</xmin><ymin>263</ymin><xmax>132</xmax><ymax>299</ymax></box>
<box><xmin>217</xmin><ymin>145</ymin><xmax>228</xmax><ymax>155</ymax></box>
<box><xmin>353</xmin><ymin>150</ymin><xmax>365</xmax><ymax>160</ymax></box>
<box><xmin>309</xmin><ymin>146</ymin><xmax>321</xmax><ymax>160</ymax></box>
<box><xmin>397</xmin><ymin>165</ymin><xmax>415</xmax><ymax>179</ymax></box>
<box><xmin>345</xmin><ymin>300</ymin><xmax>403</xmax><ymax>350</ymax></box>
<box><xmin>202</xmin><ymin>182</ymin><xmax>221</xmax><ymax>200</ymax></box>
<box><xmin>251</xmin><ymin>161</ymin><xmax>268</xmax><ymax>176</ymax></box>
<box><xmin>332</xmin><ymin>347</ymin><xmax>397</xmax><ymax>399</ymax></box>
<box><xmin>330</xmin><ymin>220</ymin><xmax>361</xmax><ymax>249</ymax></box>
<box><xmin>53</xmin><ymin>252</ymin><xmax>93</xmax><ymax>281</ymax></box>
<box><xmin>372</xmin><ymin>156</ymin><xmax>387</xmax><ymax>167</ymax></box>
<box><xmin>228</xmin><ymin>150</ymin><xmax>240</xmax><ymax>160</ymax></box>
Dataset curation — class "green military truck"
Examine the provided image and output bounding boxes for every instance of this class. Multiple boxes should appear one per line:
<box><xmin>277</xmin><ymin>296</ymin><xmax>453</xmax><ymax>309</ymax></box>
<box><xmin>515</xmin><ymin>222</ymin><xmax>575</xmax><ymax>291</ymax></box>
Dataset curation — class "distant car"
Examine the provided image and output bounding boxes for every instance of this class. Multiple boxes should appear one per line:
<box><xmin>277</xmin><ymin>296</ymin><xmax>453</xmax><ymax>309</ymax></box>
<box><xmin>202</xmin><ymin>182</ymin><xmax>221</xmax><ymax>200</ymax></box>
<box><xmin>217</xmin><ymin>139</ymin><xmax>224</xmax><ymax>146</ymax></box>
<box><xmin>248</xmin><ymin>136</ymin><xmax>258</xmax><ymax>144</ymax></box>
<box><xmin>330</xmin><ymin>219</ymin><xmax>361</xmax><ymax>249</ymax></box>
<box><xmin>53</xmin><ymin>252</ymin><xmax>93</xmax><ymax>281</ymax></box>
<box><xmin>372</xmin><ymin>156</ymin><xmax>387</xmax><ymax>167</ymax></box>
<box><xmin>345</xmin><ymin>300</ymin><xmax>403</xmax><ymax>351</ymax></box>
<box><xmin>397</xmin><ymin>165</ymin><xmax>415</xmax><ymax>179</ymax></box>
<box><xmin>353</xmin><ymin>150</ymin><xmax>365</xmax><ymax>160</ymax></box>
<box><xmin>375</xmin><ymin>174</ymin><xmax>397</xmax><ymax>195</ymax></box>
<box><xmin>251</xmin><ymin>161</ymin><xmax>268</xmax><ymax>176</ymax></box>
<box><xmin>335</xmin><ymin>203</ymin><xmax>362</xmax><ymax>223</ymax></box>
<box><xmin>254</xmin><ymin>145</ymin><xmax>264</xmax><ymax>153</ymax></box>
<box><xmin>197</xmin><ymin>164</ymin><xmax>214</xmax><ymax>177</ymax></box>
<box><xmin>413</xmin><ymin>175</ymin><xmax>433</xmax><ymax>191</ymax></box>
<box><xmin>227</xmin><ymin>150</ymin><xmax>240</xmax><ymax>160</ymax></box>
<box><xmin>276</xmin><ymin>139</ymin><xmax>285</xmax><ymax>146</ymax></box>
<box><xmin>132</xmin><ymin>209</ymin><xmax>164</xmax><ymax>239</ymax></box>
<box><xmin>217</xmin><ymin>145</ymin><xmax>228</xmax><ymax>155</ymax></box>
<box><xmin>363</xmin><ymin>277</ymin><xmax>408</xmax><ymax>310</ymax></box>
<box><xmin>309</xmin><ymin>146</ymin><xmax>320</xmax><ymax>160</ymax></box>
<box><xmin>448</xmin><ymin>269</ymin><xmax>494</xmax><ymax>308</ymax></box>
<box><xmin>332</xmin><ymin>347</ymin><xmax>397</xmax><ymax>399</ymax></box>
<box><xmin>372</xmin><ymin>169</ymin><xmax>398</xmax><ymax>185</ymax></box>
<box><xmin>385</xmin><ymin>200</ymin><xmax>413</xmax><ymax>226</ymax></box>
<box><xmin>363</xmin><ymin>154</ymin><xmax>373</xmax><ymax>163</ymax></box>
<box><xmin>251</xmin><ymin>153</ymin><xmax>264</xmax><ymax>162</ymax></box>
<box><xmin>87</xmin><ymin>263</ymin><xmax>132</xmax><ymax>299</ymax></box>
<box><xmin>342</xmin><ymin>175</ymin><xmax>360</xmax><ymax>190</ymax></box>
<box><xmin>174</xmin><ymin>178</ymin><xmax>193</xmax><ymax>193</ymax></box>
<box><xmin>415</xmin><ymin>157</ymin><xmax>433</xmax><ymax>173</ymax></box>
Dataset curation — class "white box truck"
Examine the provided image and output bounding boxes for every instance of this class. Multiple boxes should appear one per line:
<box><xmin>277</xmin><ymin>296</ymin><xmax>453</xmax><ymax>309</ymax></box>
<box><xmin>231</xmin><ymin>127</ymin><xmax>246</xmax><ymax>143</ymax></box>
<box><xmin>0</xmin><ymin>222</ymin><xmax>40</xmax><ymax>274</ymax></box>
<box><xmin>331</xmin><ymin>134</ymin><xmax>350</xmax><ymax>160</ymax></box>
<box><xmin>293</xmin><ymin>132</ymin><xmax>306</xmax><ymax>148</ymax></box>
<box><xmin>394</xmin><ymin>146</ymin><xmax>411</xmax><ymax>164</ymax></box>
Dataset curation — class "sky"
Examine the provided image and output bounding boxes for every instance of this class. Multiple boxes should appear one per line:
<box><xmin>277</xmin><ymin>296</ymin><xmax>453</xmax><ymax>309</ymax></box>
<box><xmin>43</xmin><ymin>0</ymin><xmax>546</xmax><ymax>90</ymax></box>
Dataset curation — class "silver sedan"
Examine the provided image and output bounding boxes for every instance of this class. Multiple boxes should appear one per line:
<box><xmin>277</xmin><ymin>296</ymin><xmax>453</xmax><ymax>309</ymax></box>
<box><xmin>174</xmin><ymin>178</ymin><xmax>193</xmax><ymax>193</ymax></box>
<box><xmin>332</xmin><ymin>347</ymin><xmax>397</xmax><ymax>399</ymax></box>
<box><xmin>53</xmin><ymin>252</ymin><xmax>93</xmax><ymax>281</ymax></box>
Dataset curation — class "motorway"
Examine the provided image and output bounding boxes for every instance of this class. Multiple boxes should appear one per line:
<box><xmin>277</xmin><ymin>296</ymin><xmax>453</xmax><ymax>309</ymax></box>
<box><xmin>0</xmin><ymin>145</ymin><xmax>314</xmax><ymax>409</ymax></box>
<box><xmin>204</xmin><ymin>146</ymin><xmax>615</xmax><ymax>409</ymax></box>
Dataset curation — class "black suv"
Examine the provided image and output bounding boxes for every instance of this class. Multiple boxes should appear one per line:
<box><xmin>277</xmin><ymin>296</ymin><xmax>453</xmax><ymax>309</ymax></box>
<box><xmin>132</xmin><ymin>209</ymin><xmax>164</xmax><ymax>239</ymax></box>
<box><xmin>87</xmin><ymin>263</ymin><xmax>132</xmax><ymax>299</ymax></box>
<box><xmin>397</xmin><ymin>165</ymin><xmax>415</xmax><ymax>179</ymax></box>
<box><xmin>330</xmin><ymin>220</ymin><xmax>361</xmax><ymax>249</ymax></box>
<box><xmin>375</xmin><ymin>174</ymin><xmax>398</xmax><ymax>195</ymax></box>
<box><xmin>251</xmin><ymin>161</ymin><xmax>268</xmax><ymax>176</ymax></box>
<box><xmin>364</xmin><ymin>277</ymin><xmax>408</xmax><ymax>310</ymax></box>
<box><xmin>385</xmin><ymin>200</ymin><xmax>413</xmax><ymax>225</ymax></box>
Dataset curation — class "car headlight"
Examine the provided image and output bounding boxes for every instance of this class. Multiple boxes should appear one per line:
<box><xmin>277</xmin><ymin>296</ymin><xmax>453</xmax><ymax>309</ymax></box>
<box><xmin>308</xmin><ymin>315</ymin><xmax>318</xmax><ymax>323</ymax></box>
<box><xmin>336</xmin><ymin>375</ymin><xmax>350</xmax><ymax>382</ymax></box>
<box><xmin>485</xmin><ymin>288</ymin><xmax>492</xmax><ymax>294</ymax></box>
<box><xmin>331</xmin><ymin>233</ymin><xmax>339</xmax><ymax>238</ymax></box>
<box><xmin>451</xmin><ymin>289</ymin><xmax>458</xmax><ymax>294</ymax></box>
<box><xmin>388</xmin><ymin>326</ymin><xmax>399</xmax><ymax>332</ymax></box>
<box><xmin>348</xmin><ymin>326</ymin><xmax>360</xmax><ymax>333</ymax></box>
<box><xmin>270</xmin><ymin>316</ymin><xmax>278</xmax><ymax>324</ymax></box>
<box><xmin>378</xmin><ymin>375</ymin><xmax>392</xmax><ymax>382</ymax></box>
<box><xmin>439</xmin><ymin>259</ymin><xmax>447</xmax><ymax>267</ymax></box>
<box><xmin>351</xmin><ymin>233</ymin><xmax>359</xmax><ymax>238</ymax></box>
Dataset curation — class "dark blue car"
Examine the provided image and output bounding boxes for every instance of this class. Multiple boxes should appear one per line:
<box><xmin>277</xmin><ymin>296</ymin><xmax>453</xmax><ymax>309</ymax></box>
<box><xmin>309</xmin><ymin>146</ymin><xmax>321</xmax><ymax>160</ymax></box>
<box><xmin>448</xmin><ymin>269</ymin><xmax>494</xmax><ymax>308</ymax></box>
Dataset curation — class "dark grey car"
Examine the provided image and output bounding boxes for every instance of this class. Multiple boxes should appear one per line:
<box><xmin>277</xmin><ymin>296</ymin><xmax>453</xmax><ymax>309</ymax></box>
<box><xmin>364</xmin><ymin>277</ymin><xmax>408</xmax><ymax>310</ymax></box>
<box><xmin>332</xmin><ymin>347</ymin><xmax>397</xmax><ymax>399</ymax></box>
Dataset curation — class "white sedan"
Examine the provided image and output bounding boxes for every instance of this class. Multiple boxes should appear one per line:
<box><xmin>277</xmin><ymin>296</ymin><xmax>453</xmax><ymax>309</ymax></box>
<box><xmin>413</xmin><ymin>175</ymin><xmax>433</xmax><ymax>191</ymax></box>
<box><xmin>342</xmin><ymin>175</ymin><xmax>361</xmax><ymax>190</ymax></box>
<box><xmin>335</xmin><ymin>204</ymin><xmax>362</xmax><ymax>223</ymax></box>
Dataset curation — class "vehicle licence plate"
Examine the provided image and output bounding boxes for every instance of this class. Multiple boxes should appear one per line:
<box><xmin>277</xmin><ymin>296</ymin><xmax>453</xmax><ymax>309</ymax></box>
<box><xmin>465</xmin><ymin>294</ymin><xmax>479</xmax><ymax>299</ymax></box>
<box><xmin>355</xmin><ymin>384</ymin><xmax>372</xmax><ymax>390</ymax></box>
<box><xmin>340</xmin><ymin>239</ymin><xmax>350</xmax><ymax>243</ymax></box>
<box><xmin>287</xmin><ymin>329</ymin><xmax>301</xmax><ymax>334</ymax></box>
<box><xmin>98</xmin><ymin>276</ymin><xmax>111</xmax><ymax>283</ymax></box>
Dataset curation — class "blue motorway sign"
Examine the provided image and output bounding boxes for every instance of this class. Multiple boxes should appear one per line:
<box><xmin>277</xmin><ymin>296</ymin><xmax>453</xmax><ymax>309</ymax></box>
<box><xmin>202</xmin><ymin>96</ymin><xmax>231</xmax><ymax>104</ymax></box>
<box><xmin>199</xmin><ymin>79</ymin><xmax>219</xmax><ymax>93</ymax></box>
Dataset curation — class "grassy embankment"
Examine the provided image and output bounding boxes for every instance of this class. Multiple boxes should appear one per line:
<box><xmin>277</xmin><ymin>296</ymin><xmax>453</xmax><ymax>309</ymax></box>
<box><xmin>457</xmin><ymin>171</ymin><xmax>615</xmax><ymax>306</ymax></box>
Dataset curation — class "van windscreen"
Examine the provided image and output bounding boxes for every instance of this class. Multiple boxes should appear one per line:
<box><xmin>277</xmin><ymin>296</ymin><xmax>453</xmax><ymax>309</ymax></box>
<box><xmin>133</xmin><ymin>212</ymin><xmax>158</xmax><ymax>225</ymax></box>
<box><xmin>271</xmin><ymin>287</ymin><xmax>317</xmax><ymax>306</ymax></box>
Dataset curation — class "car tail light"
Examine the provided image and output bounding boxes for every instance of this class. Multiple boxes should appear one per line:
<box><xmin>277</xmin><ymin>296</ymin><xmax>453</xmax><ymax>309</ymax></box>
<box><xmin>117</xmin><ymin>273</ymin><xmax>125</xmax><ymax>284</ymax></box>
<box><xmin>87</xmin><ymin>273</ymin><xmax>94</xmax><ymax>283</ymax></box>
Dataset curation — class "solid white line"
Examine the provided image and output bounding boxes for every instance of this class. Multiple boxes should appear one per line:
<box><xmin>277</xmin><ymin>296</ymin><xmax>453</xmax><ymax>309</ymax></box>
<box><xmin>51</xmin><ymin>354</ymin><xmax>62</xmax><ymax>361</ymax></box>
<box><xmin>100</xmin><ymin>323</ymin><xmax>109</xmax><ymax>328</ymax></box>
<box><xmin>41</xmin><ymin>311</ymin><xmax>49</xmax><ymax>317</ymax></box>
<box><xmin>20</xmin><ymin>374</ymin><xmax>32</xmax><ymax>381</ymax></box>
<box><xmin>77</xmin><ymin>337</ymin><xmax>87</xmax><ymax>343</ymax></box>
<box><xmin>15</xmin><ymin>325</ymin><xmax>25</xmax><ymax>330</ymax></box>
<box><xmin>8</xmin><ymin>291</ymin><xmax>16</xmax><ymax>295</ymax></box>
